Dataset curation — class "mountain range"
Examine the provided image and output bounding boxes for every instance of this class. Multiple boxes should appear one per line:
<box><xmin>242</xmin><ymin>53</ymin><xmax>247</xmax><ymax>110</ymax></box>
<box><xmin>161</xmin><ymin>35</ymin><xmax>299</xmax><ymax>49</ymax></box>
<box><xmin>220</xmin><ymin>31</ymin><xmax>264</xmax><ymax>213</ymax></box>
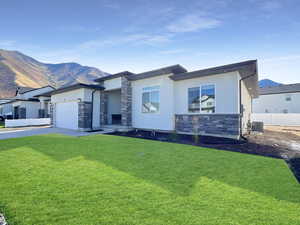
<box><xmin>0</xmin><ymin>49</ymin><xmax>284</xmax><ymax>98</ymax></box>
<box><xmin>0</xmin><ymin>49</ymin><xmax>108</xmax><ymax>98</ymax></box>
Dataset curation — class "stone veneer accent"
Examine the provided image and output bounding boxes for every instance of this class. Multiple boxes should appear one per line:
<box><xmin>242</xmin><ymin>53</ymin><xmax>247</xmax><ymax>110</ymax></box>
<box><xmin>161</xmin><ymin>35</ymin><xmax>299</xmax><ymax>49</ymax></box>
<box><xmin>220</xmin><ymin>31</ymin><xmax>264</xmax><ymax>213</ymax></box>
<box><xmin>175</xmin><ymin>114</ymin><xmax>240</xmax><ymax>137</ymax></box>
<box><xmin>100</xmin><ymin>91</ymin><xmax>108</xmax><ymax>125</ymax></box>
<box><xmin>78</xmin><ymin>101</ymin><xmax>92</xmax><ymax>130</ymax></box>
<box><xmin>50</xmin><ymin>103</ymin><xmax>55</xmax><ymax>125</ymax></box>
<box><xmin>121</xmin><ymin>76</ymin><xmax>132</xmax><ymax>126</ymax></box>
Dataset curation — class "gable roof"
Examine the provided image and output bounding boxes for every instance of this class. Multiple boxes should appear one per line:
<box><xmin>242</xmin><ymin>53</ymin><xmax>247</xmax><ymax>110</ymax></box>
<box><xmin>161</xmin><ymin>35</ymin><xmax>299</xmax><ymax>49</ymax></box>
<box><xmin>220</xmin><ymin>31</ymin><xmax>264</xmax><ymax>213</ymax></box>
<box><xmin>128</xmin><ymin>64</ymin><xmax>187</xmax><ymax>81</ymax></box>
<box><xmin>259</xmin><ymin>83</ymin><xmax>300</xmax><ymax>95</ymax></box>
<box><xmin>169</xmin><ymin>60</ymin><xmax>258</xmax><ymax>97</ymax></box>
<box><xmin>36</xmin><ymin>83</ymin><xmax>105</xmax><ymax>97</ymax></box>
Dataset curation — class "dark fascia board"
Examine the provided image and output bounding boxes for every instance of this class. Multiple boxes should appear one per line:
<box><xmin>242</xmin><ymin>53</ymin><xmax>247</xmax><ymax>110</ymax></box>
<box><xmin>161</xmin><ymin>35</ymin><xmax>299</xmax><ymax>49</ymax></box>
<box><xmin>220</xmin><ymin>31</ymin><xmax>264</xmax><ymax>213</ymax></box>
<box><xmin>259</xmin><ymin>83</ymin><xmax>300</xmax><ymax>95</ymax></box>
<box><xmin>169</xmin><ymin>60</ymin><xmax>258</xmax><ymax>98</ymax></box>
<box><xmin>35</xmin><ymin>83</ymin><xmax>105</xmax><ymax>97</ymax></box>
<box><xmin>94</xmin><ymin>71</ymin><xmax>134</xmax><ymax>82</ymax></box>
<box><xmin>1</xmin><ymin>98</ymin><xmax>40</xmax><ymax>105</ymax></box>
<box><xmin>17</xmin><ymin>85</ymin><xmax>55</xmax><ymax>95</ymax></box>
<box><xmin>128</xmin><ymin>64</ymin><xmax>187</xmax><ymax>81</ymax></box>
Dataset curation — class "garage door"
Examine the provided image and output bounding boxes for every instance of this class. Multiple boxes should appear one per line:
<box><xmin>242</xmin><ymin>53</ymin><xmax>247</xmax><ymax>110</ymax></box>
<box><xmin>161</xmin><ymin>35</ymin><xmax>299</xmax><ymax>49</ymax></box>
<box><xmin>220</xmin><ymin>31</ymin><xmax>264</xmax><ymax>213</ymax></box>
<box><xmin>55</xmin><ymin>102</ymin><xmax>78</xmax><ymax>130</ymax></box>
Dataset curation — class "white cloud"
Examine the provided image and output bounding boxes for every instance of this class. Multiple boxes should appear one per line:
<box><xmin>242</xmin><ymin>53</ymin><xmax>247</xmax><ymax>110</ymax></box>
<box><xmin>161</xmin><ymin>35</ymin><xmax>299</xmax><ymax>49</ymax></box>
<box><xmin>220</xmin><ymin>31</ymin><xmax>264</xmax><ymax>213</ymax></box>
<box><xmin>260</xmin><ymin>1</ymin><xmax>281</xmax><ymax>11</ymax></box>
<box><xmin>0</xmin><ymin>40</ymin><xmax>16</xmax><ymax>48</ymax></box>
<box><xmin>102</xmin><ymin>0</ymin><xmax>120</xmax><ymax>9</ymax></box>
<box><xmin>262</xmin><ymin>55</ymin><xmax>300</xmax><ymax>62</ymax></box>
<box><xmin>166</xmin><ymin>15</ymin><xmax>221</xmax><ymax>33</ymax></box>
<box><xmin>79</xmin><ymin>34</ymin><xmax>172</xmax><ymax>49</ymax></box>
<box><xmin>58</xmin><ymin>25</ymin><xmax>101</xmax><ymax>32</ymax></box>
<box><xmin>159</xmin><ymin>49</ymin><xmax>185</xmax><ymax>55</ymax></box>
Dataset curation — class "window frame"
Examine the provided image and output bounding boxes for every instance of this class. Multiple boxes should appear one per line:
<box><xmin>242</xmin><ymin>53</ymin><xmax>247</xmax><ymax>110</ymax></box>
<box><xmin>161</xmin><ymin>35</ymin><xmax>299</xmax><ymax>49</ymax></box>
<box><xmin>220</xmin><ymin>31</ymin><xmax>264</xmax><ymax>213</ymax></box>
<box><xmin>141</xmin><ymin>85</ymin><xmax>160</xmax><ymax>114</ymax></box>
<box><xmin>188</xmin><ymin>83</ymin><xmax>216</xmax><ymax>114</ymax></box>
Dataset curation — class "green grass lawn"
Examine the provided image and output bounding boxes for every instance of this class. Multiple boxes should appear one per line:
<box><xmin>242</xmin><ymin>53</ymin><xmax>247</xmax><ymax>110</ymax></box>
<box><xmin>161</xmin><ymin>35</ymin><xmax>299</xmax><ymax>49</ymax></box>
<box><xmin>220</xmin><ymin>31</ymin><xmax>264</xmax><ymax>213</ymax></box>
<box><xmin>0</xmin><ymin>134</ymin><xmax>299</xmax><ymax>225</ymax></box>
<box><xmin>0</xmin><ymin>121</ymin><xmax>4</xmax><ymax>128</ymax></box>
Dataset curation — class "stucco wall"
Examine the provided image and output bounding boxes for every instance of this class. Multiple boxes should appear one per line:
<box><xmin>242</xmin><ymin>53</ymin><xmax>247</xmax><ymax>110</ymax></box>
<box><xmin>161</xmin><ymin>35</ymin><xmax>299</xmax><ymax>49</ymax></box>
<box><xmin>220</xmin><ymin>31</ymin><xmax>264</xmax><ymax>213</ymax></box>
<box><xmin>104</xmin><ymin>77</ymin><xmax>122</xmax><ymax>91</ymax></box>
<box><xmin>240</xmin><ymin>78</ymin><xmax>252</xmax><ymax>134</ymax></box>
<box><xmin>132</xmin><ymin>74</ymin><xmax>175</xmax><ymax>130</ymax></box>
<box><xmin>253</xmin><ymin>92</ymin><xmax>300</xmax><ymax>113</ymax></box>
<box><xmin>174</xmin><ymin>71</ymin><xmax>240</xmax><ymax>114</ymax></box>
<box><xmin>51</xmin><ymin>88</ymin><xmax>85</xmax><ymax>103</ymax></box>
<box><xmin>24</xmin><ymin>102</ymin><xmax>40</xmax><ymax>118</ymax></box>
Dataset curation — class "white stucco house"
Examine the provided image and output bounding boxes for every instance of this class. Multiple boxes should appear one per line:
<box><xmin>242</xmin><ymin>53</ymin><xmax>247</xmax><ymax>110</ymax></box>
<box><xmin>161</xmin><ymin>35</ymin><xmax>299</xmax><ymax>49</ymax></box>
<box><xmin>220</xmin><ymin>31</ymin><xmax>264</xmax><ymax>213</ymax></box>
<box><xmin>42</xmin><ymin>60</ymin><xmax>258</xmax><ymax>139</ymax></box>
<box><xmin>253</xmin><ymin>83</ymin><xmax>300</xmax><ymax>113</ymax></box>
<box><xmin>0</xmin><ymin>86</ymin><xmax>55</xmax><ymax>119</ymax></box>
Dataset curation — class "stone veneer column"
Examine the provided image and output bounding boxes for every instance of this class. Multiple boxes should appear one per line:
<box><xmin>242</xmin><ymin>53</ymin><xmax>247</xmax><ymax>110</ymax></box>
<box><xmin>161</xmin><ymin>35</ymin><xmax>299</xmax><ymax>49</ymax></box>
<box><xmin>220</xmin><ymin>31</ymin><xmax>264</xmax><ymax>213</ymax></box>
<box><xmin>121</xmin><ymin>76</ymin><xmax>132</xmax><ymax>126</ymax></box>
<box><xmin>175</xmin><ymin>114</ymin><xmax>240</xmax><ymax>138</ymax></box>
<box><xmin>100</xmin><ymin>91</ymin><xmax>108</xmax><ymax>126</ymax></box>
<box><xmin>49</xmin><ymin>103</ymin><xmax>55</xmax><ymax>126</ymax></box>
<box><xmin>78</xmin><ymin>102</ymin><xmax>92</xmax><ymax>130</ymax></box>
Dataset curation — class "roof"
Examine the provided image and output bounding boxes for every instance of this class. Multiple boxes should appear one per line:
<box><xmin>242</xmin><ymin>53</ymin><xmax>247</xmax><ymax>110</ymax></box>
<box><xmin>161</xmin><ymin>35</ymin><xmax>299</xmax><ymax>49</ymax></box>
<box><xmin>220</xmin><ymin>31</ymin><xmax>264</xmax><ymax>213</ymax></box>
<box><xmin>169</xmin><ymin>60</ymin><xmax>258</xmax><ymax>97</ymax></box>
<box><xmin>0</xmin><ymin>98</ymin><xmax>39</xmax><ymax>105</ymax></box>
<box><xmin>36</xmin><ymin>83</ymin><xmax>105</xmax><ymax>97</ymax></box>
<box><xmin>259</xmin><ymin>83</ymin><xmax>300</xmax><ymax>95</ymax></box>
<box><xmin>94</xmin><ymin>71</ymin><xmax>134</xmax><ymax>82</ymax></box>
<box><xmin>128</xmin><ymin>64</ymin><xmax>187</xmax><ymax>81</ymax></box>
<box><xmin>17</xmin><ymin>87</ymin><xmax>37</xmax><ymax>95</ymax></box>
<box><xmin>16</xmin><ymin>85</ymin><xmax>55</xmax><ymax>95</ymax></box>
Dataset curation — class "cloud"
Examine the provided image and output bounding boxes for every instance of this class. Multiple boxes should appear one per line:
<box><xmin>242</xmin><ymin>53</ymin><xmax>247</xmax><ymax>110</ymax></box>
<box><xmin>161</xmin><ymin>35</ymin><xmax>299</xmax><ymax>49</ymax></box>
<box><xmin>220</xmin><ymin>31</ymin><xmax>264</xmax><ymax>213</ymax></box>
<box><xmin>0</xmin><ymin>40</ymin><xmax>16</xmax><ymax>48</ymax></box>
<box><xmin>58</xmin><ymin>25</ymin><xmax>101</xmax><ymax>32</ymax></box>
<box><xmin>159</xmin><ymin>49</ymin><xmax>185</xmax><ymax>55</ymax></box>
<box><xmin>79</xmin><ymin>34</ymin><xmax>172</xmax><ymax>49</ymax></box>
<box><xmin>263</xmin><ymin>55</ymin><xmax>300</xmax><ymax>62</ymax></box>
<box><xmin>260</xmin><ymin>1</ymin><xmax>281</xmax><ymax>11</ymax></box>
<box><xmin>102</xmin><ymin>0</ymin><xmax>120</xmax><ymax>9</ymax></box>
<box><xmin>166</xmin><ymin>15</ymin><xmax>221</xmax><ymax>33</ymax></box>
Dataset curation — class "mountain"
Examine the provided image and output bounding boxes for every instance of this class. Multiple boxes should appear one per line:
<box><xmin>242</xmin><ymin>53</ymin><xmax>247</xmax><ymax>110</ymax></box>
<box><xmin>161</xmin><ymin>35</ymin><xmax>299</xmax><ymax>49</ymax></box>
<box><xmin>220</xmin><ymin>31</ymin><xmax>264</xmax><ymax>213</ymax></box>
<box><xmin>259</xmin><ymin>79</ymin><xmax>282</xmax><ymax>88</ymax></box>
<box><xmin>0</xmin><ymin>49</ymin><xmax>109</xmax><ymax>98</ymax></box>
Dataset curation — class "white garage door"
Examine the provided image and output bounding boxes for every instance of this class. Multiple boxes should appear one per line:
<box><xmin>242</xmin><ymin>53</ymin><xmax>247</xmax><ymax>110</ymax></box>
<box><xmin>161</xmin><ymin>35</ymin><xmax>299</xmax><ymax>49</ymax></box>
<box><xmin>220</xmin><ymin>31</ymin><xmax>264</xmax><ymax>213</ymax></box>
<box><xmin>55</xmin><ymin>102</ymin><xmax>78</xmax><ymax>130</ymax></box>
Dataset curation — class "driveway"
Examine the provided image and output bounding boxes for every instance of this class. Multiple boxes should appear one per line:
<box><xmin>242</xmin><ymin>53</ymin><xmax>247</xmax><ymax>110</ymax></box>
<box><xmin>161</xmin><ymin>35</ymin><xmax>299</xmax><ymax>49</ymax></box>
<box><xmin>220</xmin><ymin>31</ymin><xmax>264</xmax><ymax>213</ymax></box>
<box><xmin>0</xmin><ymin>126</ymin><xmax>106</xmax><ymax>140</ymax></box>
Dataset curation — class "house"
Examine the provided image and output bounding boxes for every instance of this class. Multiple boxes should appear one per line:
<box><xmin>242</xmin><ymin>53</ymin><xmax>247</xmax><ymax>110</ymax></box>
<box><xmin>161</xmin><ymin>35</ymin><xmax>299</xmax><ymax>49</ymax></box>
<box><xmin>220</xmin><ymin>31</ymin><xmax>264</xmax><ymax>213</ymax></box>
<box><xmin>253</xmin><ymin>83</ymin><xmax>300</xmax><ymax>113</ymax></box>
<box><xmin>0</xmin><ymin>86</ymin><xmax>55</xmax><ymax>119</ymax></box>
<box><xmin>45</xmin><ymin>60</ymin><xmax>258</xmax><ymax>139</ymax></box>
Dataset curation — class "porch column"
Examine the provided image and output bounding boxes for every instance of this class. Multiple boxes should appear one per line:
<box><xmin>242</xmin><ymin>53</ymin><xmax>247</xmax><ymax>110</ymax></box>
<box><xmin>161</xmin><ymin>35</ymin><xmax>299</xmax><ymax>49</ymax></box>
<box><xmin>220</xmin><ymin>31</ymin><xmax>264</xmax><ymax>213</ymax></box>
<box><xmin>121</xmin><ymin>76</ymin><xmax>132</xmax><ymax>126</ymax></box>
<box><xmin>100</xmin><ymin>91</ymin><xmax>108</xmax><ymax>126</ymax></box>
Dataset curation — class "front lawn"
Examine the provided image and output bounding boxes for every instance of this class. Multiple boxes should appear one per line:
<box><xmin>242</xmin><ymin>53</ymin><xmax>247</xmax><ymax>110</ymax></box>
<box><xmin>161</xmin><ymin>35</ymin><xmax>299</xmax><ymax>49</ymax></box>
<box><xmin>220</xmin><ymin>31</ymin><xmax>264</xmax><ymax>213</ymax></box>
<box><xmin>0</xmin><ymin>134</ymin><xmax>299</xmax><ymax>225</ymax></box>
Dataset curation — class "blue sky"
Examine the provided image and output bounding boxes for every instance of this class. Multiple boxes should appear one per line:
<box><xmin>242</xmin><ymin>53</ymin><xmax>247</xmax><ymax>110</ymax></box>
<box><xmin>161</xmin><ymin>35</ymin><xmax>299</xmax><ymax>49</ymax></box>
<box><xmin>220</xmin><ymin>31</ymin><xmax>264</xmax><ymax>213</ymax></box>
<box><xmin>0</xmin><ymin>0</ymin><xmax>299</xmax><ymax>83</ymax></box>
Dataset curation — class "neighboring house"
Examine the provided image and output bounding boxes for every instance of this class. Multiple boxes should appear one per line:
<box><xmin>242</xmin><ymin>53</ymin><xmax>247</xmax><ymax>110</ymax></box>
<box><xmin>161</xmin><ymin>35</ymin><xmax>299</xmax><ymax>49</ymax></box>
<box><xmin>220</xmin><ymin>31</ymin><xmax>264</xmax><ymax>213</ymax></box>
<box><xmin>45</xmin><ymin>60</ymin><xmax>258</xmax><ymax>139</ymax></box>
<box><xmin>0</xmin><ymin>86</ymin><xmax>55</xmax><ymax>119</ymax></box>
<box><xmin>253</xmin><ymin>83</ymin><xmax>300</xmax><ymax>113</ymax></box>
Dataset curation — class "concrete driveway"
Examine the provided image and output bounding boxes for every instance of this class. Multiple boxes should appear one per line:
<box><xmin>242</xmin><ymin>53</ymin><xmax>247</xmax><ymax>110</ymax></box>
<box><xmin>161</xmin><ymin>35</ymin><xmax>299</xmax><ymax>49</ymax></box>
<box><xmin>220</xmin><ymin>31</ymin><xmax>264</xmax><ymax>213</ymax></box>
<box><xmin>0</xmin><ymin>126</ymin><xmax>105</xmax><ymax>140</ymax></box>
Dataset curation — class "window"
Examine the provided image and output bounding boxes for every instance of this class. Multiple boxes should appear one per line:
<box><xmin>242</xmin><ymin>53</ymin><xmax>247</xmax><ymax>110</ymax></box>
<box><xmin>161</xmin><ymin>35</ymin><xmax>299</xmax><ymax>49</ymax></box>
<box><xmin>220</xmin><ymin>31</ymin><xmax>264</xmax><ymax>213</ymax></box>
<box><xmin>201</xmin><ymin>84</ymin><xmax>215</xmax><ymax>113</ymax></box>
<box><xmin>142</xmin><ymin>86</ymin><xmax>160</xmax><ymax>113</ymax></box>
<box><xmin>285</xmin><ymin>95</ymin><xmax>292</xmax><ymax>101</ymax></box>
<box><xmin>188</xmin><ymin>84</ymin><xmax>215</xmax><ymax>113</ymax></box>
<box><xmin>283</xmin><ymin>109</ymin><xmax>288</xmax><ymax>113</ymax></box>
<box><xmin>188</xmin><ymin>87</ymin><xmax>200</xmax><ymax>113</ymax></box>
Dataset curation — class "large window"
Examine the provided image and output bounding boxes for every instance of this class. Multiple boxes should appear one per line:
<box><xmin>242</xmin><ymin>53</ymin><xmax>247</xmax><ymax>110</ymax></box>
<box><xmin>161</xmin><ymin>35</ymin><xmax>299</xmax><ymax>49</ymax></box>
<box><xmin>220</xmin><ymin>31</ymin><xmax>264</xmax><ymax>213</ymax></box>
<box><xmin>188</xmin><ymin>84</ymin><xmax>215</xmax><ymax>113</ymax></box>
<box><xmin>142</xmin><ymin>86</ymin><xmax>160</xmax><ymax>113</ymax></box>
<box><xmin>188</xmin><ymin>87</ymin><xmax>200</xmax><ymax>113</ymax></box>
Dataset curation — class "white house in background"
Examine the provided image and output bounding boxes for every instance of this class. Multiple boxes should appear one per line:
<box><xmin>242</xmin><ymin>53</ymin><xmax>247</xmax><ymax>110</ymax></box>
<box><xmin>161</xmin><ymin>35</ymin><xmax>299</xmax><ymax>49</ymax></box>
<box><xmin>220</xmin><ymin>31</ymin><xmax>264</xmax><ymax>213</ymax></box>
<box><xmin>253</xmin><ymin>83</ymin><xmax>300</xmax><ymax>113</ymax></box>
<box><xmin>0</xmin><ymin>86</ymin><xmax>55</xmax><ymax>119</ymax></box>
<box><xmin>42</xmin><ymin>60</ymin><xmax>258</xmax><ymax>139</ymax></box>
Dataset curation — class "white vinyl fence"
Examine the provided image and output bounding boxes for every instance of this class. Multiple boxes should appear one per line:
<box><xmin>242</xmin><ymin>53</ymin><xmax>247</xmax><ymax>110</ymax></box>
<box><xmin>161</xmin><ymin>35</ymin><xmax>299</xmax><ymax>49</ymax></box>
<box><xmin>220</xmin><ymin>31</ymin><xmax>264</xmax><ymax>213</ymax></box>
<box><xmin>251</xmin><ymin>113</ymin><xmax>300</xmax><ymax>126</ymax></box>
<box><xmin>5</xmin><ymin>118</ymin><xmax>51</xmax><ymax>128</ymax></box>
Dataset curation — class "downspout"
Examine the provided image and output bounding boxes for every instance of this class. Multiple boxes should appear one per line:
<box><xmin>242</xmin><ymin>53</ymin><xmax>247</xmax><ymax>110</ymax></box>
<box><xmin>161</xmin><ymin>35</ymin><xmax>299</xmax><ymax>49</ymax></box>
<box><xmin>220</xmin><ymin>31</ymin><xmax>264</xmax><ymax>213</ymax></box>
<box><xmin>91</xmin><ymin>90</ymin><xmax>96</xmax><ymax>130</ymax></box>
<box><xmin>239</xmin><ymin>73</ymin><xmax>256</xmax><ymax>139</ymax></box>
